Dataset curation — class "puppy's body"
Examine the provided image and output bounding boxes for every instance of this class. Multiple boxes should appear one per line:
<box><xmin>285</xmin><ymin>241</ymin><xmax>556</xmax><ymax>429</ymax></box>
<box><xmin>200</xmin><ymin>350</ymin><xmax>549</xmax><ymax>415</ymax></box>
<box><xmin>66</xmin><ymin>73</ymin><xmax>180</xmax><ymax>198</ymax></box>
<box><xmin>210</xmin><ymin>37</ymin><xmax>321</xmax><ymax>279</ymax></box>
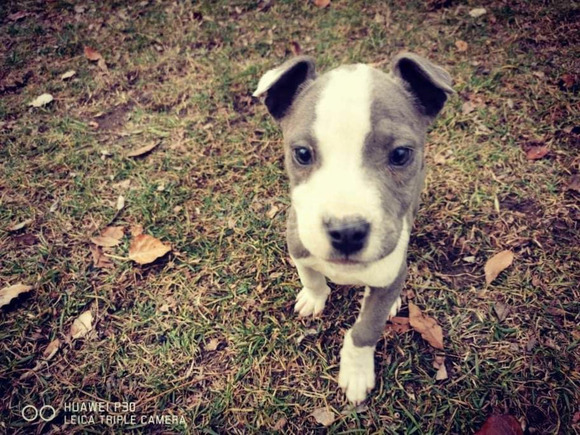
<box><xmin>254</xmin><ymin>54</ymin><xmax>452</xmax><ymax>404</ymax></box>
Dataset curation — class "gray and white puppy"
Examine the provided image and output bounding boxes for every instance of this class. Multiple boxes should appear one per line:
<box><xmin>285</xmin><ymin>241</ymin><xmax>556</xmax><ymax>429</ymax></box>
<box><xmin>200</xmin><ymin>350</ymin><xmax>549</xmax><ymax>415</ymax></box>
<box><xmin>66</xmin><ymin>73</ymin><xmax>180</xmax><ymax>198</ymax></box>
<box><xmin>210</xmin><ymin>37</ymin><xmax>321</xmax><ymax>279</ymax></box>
<box><xmin>253</xmin><ymin>53</ymin><xmax>453</xmax><ymax>404</ymax></box>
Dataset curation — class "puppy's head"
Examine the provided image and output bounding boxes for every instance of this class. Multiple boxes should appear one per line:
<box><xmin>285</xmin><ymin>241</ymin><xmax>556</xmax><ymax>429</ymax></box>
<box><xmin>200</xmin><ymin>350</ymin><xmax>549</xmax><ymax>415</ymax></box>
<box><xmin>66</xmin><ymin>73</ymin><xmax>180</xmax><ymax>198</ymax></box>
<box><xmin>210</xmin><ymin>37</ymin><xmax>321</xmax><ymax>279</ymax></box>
<box><xmin>254</xmin><ymin>53</ymin><xmax>453</xmax><ymax>265</ymax></box>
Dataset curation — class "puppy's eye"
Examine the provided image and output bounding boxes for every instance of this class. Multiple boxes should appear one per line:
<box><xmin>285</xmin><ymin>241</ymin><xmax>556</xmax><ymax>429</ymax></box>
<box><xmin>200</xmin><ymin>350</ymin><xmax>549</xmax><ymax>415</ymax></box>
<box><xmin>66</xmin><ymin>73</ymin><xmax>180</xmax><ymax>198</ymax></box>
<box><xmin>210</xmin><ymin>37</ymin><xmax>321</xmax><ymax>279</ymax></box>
<box><xmin>293</xmin><ymin>147</ymin><xmax>313</xmax><ymax>166</ymax></box>
<box><xmin>389</xmin><ymin>147</ymin><xmax>413</xmax><ymax>167</ymax></box>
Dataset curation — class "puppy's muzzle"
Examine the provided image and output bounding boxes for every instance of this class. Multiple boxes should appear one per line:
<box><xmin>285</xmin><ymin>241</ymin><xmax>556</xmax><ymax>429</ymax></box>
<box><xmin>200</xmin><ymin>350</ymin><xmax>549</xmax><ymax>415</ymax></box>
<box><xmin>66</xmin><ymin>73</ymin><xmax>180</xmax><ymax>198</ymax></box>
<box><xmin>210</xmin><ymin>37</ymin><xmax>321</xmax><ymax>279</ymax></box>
<box><xmin>325</xmin><ymin>218</ymin><xmax>370</xmax><ymax>256</ymax></box>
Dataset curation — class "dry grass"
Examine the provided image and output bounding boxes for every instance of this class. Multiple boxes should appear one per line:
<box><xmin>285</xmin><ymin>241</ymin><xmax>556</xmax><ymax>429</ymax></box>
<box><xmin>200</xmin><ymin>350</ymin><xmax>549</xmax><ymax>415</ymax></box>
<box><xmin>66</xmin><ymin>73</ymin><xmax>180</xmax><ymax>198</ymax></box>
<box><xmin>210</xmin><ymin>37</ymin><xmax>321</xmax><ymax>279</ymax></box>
<box><xmin>1</xmin><ymin>0</ymin><xmax>579</xmax><ymax>433</ymax></box>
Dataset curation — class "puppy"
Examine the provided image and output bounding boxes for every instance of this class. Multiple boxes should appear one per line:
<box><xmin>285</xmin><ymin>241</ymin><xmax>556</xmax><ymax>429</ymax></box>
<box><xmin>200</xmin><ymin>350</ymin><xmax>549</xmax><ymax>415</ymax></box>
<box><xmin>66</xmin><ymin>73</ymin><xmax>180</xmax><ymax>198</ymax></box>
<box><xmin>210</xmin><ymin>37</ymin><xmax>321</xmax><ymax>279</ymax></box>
<box><xmin>253</xmin><ymin>53</ymin><xmax>453</xmax><ymax>404</ymax></box>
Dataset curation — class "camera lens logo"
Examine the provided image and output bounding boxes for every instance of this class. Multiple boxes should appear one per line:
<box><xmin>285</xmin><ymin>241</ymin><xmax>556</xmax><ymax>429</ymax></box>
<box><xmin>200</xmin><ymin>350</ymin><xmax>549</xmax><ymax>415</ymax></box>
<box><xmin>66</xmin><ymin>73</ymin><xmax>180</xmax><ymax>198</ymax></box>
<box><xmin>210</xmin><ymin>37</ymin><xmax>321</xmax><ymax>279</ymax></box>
<box><xmin>22</xmin><ymin>405</ymin><xmax>56</xmax><ymax>422</ymax></box>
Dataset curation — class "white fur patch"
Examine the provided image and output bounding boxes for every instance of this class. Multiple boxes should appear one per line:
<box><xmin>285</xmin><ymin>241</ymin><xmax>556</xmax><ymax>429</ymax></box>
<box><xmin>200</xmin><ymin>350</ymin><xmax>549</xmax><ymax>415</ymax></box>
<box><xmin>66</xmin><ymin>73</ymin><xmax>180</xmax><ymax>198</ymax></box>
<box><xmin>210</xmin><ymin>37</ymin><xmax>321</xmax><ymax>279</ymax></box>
<box><xmin>294</xmin><ymin>286</ymin><xmax>330</xmax><ymax>317</ymax></box>
<box><xmin>292</xmin><ymin>65</ymin><xmax>393</xmax><ymax>262</ymax></box>
<box><xmin>339</xmin><ymin>330</ymin><xmax>375</xmax><ymax>404</ymax></box>
<box><xmin>297</xmin><ymin>218</ymin><xmax>409</xmax><ymax>288</ymax></box>
<box><xmin>252</xmin><ymin>65</ymin><xmax>286</xmax><ymax>97</ymax></box>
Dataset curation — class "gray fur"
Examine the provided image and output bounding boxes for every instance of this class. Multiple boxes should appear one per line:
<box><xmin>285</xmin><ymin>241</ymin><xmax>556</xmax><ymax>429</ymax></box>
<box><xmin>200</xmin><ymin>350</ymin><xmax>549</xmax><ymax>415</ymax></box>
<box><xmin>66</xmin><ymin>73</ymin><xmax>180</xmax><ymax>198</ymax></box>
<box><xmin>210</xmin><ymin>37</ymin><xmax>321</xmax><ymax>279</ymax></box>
<box><xmin>351</xmin><ymin>263</ymin><xmax>407</xmax><ymax>347</ymax></box>
<box><xmin>255</xmin><ymin>53</ymin><xmax>452</xmax><ymax>403</ymax></box>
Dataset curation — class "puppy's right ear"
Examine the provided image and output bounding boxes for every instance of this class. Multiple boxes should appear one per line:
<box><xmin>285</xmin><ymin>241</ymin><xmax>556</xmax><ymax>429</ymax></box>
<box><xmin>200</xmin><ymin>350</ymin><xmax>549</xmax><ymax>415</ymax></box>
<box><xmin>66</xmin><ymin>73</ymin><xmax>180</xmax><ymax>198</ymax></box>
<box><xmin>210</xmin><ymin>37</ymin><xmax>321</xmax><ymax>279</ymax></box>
<box><xmin>253</xmin><ymin>56</ymin><xmax>316</xmax><ymax>120</ymax></box>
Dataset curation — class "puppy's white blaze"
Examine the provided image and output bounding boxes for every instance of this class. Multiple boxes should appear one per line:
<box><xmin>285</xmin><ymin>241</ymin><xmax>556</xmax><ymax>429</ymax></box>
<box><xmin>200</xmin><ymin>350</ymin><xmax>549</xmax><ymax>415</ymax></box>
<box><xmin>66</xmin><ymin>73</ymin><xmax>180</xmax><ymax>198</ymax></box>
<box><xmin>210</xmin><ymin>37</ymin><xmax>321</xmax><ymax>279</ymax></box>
<box><xmin>293</xmin><ymin>65</ymin><xmax>384</xmax><ymax>260</ymax></box>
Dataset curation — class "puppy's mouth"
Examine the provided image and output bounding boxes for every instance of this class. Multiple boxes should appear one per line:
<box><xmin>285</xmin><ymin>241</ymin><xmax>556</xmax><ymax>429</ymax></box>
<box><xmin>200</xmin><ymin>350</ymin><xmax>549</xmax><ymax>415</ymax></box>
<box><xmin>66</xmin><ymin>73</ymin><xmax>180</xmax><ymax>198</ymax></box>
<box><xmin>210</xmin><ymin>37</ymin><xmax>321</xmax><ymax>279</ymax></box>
<box><xmin>326</xmin><ymin>258</ymin><xmax>365</xmax><ymax>266</ymax></box>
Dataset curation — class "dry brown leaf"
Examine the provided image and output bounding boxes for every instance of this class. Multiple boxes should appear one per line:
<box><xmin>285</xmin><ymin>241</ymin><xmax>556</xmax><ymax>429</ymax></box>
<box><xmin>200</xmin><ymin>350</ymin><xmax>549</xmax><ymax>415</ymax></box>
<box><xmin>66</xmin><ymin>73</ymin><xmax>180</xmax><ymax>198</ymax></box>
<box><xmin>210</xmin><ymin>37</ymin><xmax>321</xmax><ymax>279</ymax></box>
<box><xmin>89</xmin><ymin>245</ymin><xmax>114</xmax><ymax>268</ymax></box>
<box><xmin>8</xmin><ymin>11</ymin><xmax>30</xmax><ymax>21</ymax></box>
<box><xmin>130</xmin><ymin>224</ymin><xmax>144</xmax><ymax>237</ymax></box>
<box><xmin>127</xmin><ymin>142</ymin><xmax>160</xmax><ymax>157</ymax></box>
<box><xmin>43</xmin><ymin>338</ymin><xmax>61</xmax><ymax>360</ymax></box>
<box><xmin>455</xmin><ymin>40</ymin><xmax>468</xmax><ymax>52</ymax></box>
<box><xmin>568</xmin><ymin>174</ymin><xmax>580</xmax><ymax>192</ymax></box>
<box><xmin>290</xmin><ymin>41</ymin><xmax>302</xmax><ymax>56</ymax></box>
<box><xmin>408</xmin><ymin>302</ymin><xmax>444</xmax><ymax>349</ymax></box>
<box><xmin>29</xmin><ymin>93</ymin><xmax>54</xmax><ymax>107</ymax></box>
<box><xmin>116</xmin><ymin>195</ymin><xmax>125</xmax><ymax>211</ymax></box>
<box><xmin>90</xmin><ymin>226</ymin><xmax>124</xmax><ymax>247</ymax></box>
<box><xmin>475</xmin><ymin>415</ymin><xmax>523</xmax><ymax>435</ymax></box>
<box><xmin>314</xmin><ymin>0</ymin><xmax>330</xmax><ymax>7</ymax></box>
<box><xmin>462</xmin><ymin>101</ymin><xmax>476</xmax><ymax>115</ymax></box>
<box><xmin>102</xmin><ymin>226</ymin><xmax>124</xmax><ymax>240</ymax></box>
<box><xmin>267</xmin><ymin>204</ymin><xmax>280</xmax><ymax>219</ymax></box>
<box><xmin>493</xmin><ymin>302</ymin><xmax>510</xmax><ymax>322</ymax></box>
<box><xmin>0</xmin><ymin>283</ymin><xmax>33</xmax><ymax>308</ymax></box>
<box><xmin>70</xmin><ymin>310</ymin><xmax>93</xmax><ymax>339</ymax></box>
<box><xmin>273</xmin><ymin>417</ymin><xmax>287</xmax><ymax>431</ymax></box>
<box><xmin>84</xmin><ymin>46</ymin><xmax>102</xmax><ymax>61</ymax></box>
<box><xmin>387</xmin><ymin>316</ymin><xmax>411</xmax><ymax>334</ymax></box>
<box><xmin>84</xmin><ymin>46</ymin><xmax>108</xmax><ymax>72</ymax></box>
<box><xmin>205</xmin><ymin>338</ymin><xmax>220</xmax><ymax>351</ymax></box>
<box><xmin>7</xmin><ymin>218</ymin><xmax>33</xmax><ymax>232</ymax></box>
<box><xmin>128</xmin><ymin>234</ymin><xmax>171</xmax><ymax>265</ymax></box>
<box><xmin>484</xmin><ymin>250</ymin><xmax>514</xmax><ymax>285</ymax></box>
<box><xmin>310</xmin><ymin>407</ymin><xmax>335</xmax><ymax>426</ymax></box>
<box><xmin>435</xmin><ymin>363</ymin><xmax>448</xmax><ymax>380</ymax></box>
<box><xmin>526</xmin><ymin>145</ymin><xmax>549</xmax><ymax>160</ymax></box>
<box><xmin>61</xmin><ymin>70</ymin><xmax>76</xmax><ymax>80</ymax></box>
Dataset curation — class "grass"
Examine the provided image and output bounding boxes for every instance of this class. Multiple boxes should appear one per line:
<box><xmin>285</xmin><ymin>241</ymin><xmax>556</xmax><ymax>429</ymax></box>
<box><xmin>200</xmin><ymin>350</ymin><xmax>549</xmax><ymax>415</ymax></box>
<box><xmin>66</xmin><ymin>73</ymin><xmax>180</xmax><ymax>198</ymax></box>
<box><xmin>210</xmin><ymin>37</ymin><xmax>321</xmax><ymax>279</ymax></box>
<box><xmin>1</xmin><ymin>0</ymin><xmax>579</xmax><ymax>433</ymax></box>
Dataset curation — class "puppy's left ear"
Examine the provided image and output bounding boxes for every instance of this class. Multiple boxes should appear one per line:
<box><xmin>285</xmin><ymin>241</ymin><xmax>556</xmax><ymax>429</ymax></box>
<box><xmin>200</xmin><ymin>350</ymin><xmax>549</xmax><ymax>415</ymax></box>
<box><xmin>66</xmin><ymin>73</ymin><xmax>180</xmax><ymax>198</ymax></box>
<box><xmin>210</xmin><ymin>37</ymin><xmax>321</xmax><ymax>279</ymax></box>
<box><xmin>391</xmin><ymin>53</ymin><xmax>454</xmax><ymax>119</ymax></box>
<box><xmin>253</xmin><ymin>56</ymin><xmax>316</xmax><ymax>120</ymax></box>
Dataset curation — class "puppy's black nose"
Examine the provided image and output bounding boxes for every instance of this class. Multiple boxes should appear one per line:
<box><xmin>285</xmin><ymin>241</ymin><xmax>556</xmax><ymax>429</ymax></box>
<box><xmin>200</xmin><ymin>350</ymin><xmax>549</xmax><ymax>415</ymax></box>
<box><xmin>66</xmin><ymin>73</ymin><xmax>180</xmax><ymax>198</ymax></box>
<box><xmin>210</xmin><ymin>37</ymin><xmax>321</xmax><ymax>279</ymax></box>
<box><xmin>326</xmin><ymin>219</ymin><xmax>370</xmax><ymax>256</ymax></box>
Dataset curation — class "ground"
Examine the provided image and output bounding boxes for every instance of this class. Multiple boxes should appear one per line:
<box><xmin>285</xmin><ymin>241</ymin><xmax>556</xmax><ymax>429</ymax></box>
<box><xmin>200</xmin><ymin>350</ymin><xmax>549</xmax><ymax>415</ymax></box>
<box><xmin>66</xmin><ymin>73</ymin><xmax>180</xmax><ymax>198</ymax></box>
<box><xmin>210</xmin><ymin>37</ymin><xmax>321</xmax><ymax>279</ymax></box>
<box><xmin>1</xmin><ymin>0</ymin><xmax>579</xmax><ymax>433</ymax></box>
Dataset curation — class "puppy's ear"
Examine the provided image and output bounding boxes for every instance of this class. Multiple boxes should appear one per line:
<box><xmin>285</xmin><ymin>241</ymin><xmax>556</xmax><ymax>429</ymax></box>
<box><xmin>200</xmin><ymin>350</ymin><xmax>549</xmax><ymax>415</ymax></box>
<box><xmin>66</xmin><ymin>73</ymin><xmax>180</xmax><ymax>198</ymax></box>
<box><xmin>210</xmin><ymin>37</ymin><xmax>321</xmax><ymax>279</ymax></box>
<box><xmin>253</xmin><ymin>56</ymin><xmax>316</xmax><ymax>120</ymax></box>
<box><xmin>391</xmin><ymin>53</ymin><xmax>454</xmax><ymax>119</ymax></box>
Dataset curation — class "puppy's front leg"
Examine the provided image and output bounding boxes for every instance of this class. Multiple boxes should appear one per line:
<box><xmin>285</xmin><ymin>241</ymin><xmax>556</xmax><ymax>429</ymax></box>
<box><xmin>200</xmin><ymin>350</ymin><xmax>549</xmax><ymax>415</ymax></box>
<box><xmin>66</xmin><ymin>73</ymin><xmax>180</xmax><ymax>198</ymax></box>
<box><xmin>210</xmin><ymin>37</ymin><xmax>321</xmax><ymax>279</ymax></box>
<box><xmin>292</xmin><ymin>257</ymin><xmax>330</xmax><ymax>317</ymax></box>
<box><xmin>339</xmin><ymin>275</ymin><xmax>405</xmax><ymax>404</ymax></box>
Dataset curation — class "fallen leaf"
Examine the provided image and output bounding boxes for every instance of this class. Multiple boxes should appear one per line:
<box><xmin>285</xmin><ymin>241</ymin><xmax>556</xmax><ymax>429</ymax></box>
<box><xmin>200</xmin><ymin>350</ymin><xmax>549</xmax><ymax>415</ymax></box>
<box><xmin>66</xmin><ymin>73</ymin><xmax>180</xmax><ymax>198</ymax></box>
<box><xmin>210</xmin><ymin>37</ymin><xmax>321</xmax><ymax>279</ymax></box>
<box><xmin>84</xmin><ymin>46</ymin><xmax>102</xmax><ymax>61</ymax></box>
<box><xmin>493</xmin><ymin>302</ymin><xmax>510</xmax><ymax>322</ymax></box>
<box><xmin>387</xmin><ymin>316</ymin><xmax>411</xmax><ymax>334</ymax></box>
<box><xmin>560</xmin><ymin>73</ymin><xmax>576</xmax><ymax>89</ymax></box>
<box><xmin>568</xmin><ymin>174</ymin><xmax>580</xmax><ymax>192</ymax></box>
<box><xmin>484</xmin><ymin>250</ymin><xmax>514</xmax><ymax>285</ymax></box>
<box><xmin>84</xmin><ymin>46</ymin><xmax>108</xmax><ymax>72</ymax></box>
<box><xmin>475</xmin><ymin>415</ymin><xmax>523</xmax><ymax>435</ymax></box>
<box><xmin>205</xmin><ymin>338</ymin><xmax>220</xmax><ymax>351</ymax></box>
<box><xmin>128</xmin><ymin>234</ymin><xmax>171</xmax><ymax>264</ymax></box>
<box><xmin>408</xmin><ymin>302</ymin><xmax>444</xmax><ymax>349</ymax></box>
<box><xmin>113</xmin><ymin>179</ymin><xmax>131</xmax><ymax>190</ymax></box>
<box><xmin>7</xmin><ymin>218</ymin><xmax>33</xmax><ymax>232</ymax></box>
<box><xmin>273</xmin><ymin>417</ymin><xmax>287</xmax><ymax>431</ymax></box>
<box><xmin>29</xmin><ymin>93</ymin><xmax>53</xmax><ymax>107</ymax></box>
<box><xmin>462</xmin><ymin>101</ymin><xmax>476</xmax><ymax>115</ymax></box>
<box><xmin>43</xmin><ymin>339</ymin><xmax>61</xmax><ymax>360</ymax></box>
<box><xmin>526</xmin><ymin>145</ymin><xmax>549</xmax><ymax>160</ymax></box>
<box><xmin>435</xmin><ymin>363</ymin><xmax>448</xmax><ymax>380</ymax></box>
<box><xmin>469</xmin><ymin>8</ymin><xmax>487</xmax><ymax>18</ymax></box>
<box><xmin>89</xmin><ymin>245</ymin><xmax>114</xmax><ymax>268</ymax></box>
<box><xmin>116</xmin><ymin>195</ymin><xmax>125</xmax><ymax>211</ymax></box>
<box><xmin>70</xmin><ymin>310</ymin><xmax>93</xmax><ymax>339</ymax></box>
<box><xmin>0</xmin><ymin>284</ymin><xmax>33</xmax><ymax>308</ymax></box>
<box><xmin>61</xmin><ymin>70</ymin><xmax>76</xmax><ymax>80</ymax></box>
<box><xmin>290</xmin><ymin>41</ymin><xmax>302</xmax><ymax>56</ymax></box>
<box><xmin>455</xmin><ymin>40</ymin><xmax>468</xmax><ymax>52</ymax></box>
<box><xmin>8</xmin><ymin>11</ymin><xmax>29</xmax><ymax>21</ymax></box>
<box><xmin>314</xmin><ymin>0</ymin><xmax>330</xmax><ymax>7</ymax></box>
<box><xmin>525</xmin><ymin>336</ymin><xmax>538</xmax><ymax>352</ymax></box>
<box><xmin>310</xmin><ymin>407</ymin><xmax>334</xmax><ymax>426</ymax></box>
<box><xmin>90</xmin><ymin>226</ymin><xmax>124</xmax><ymax>247</ymax></box>
<box><xmin>127</xmin><ymin>142</ymin><xmax>160</xmax><ymax>157</ymax></box>
<box><xmin>130</xmin><ymin>224</ymin><xmax>144</xmax><ymax>237</ymax></box>
<box><xmin>267</xmin><ymin>204</ymin><xmax>280</xmax><ymax>219</ymax></box>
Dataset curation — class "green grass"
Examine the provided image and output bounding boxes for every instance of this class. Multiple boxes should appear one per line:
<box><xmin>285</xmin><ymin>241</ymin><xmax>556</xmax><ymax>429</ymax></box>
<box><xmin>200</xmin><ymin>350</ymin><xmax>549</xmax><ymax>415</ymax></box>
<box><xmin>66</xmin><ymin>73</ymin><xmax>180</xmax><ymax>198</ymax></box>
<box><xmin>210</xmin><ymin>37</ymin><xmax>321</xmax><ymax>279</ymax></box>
<box><xmin>1</xmin><ymin>0</ymin><xmax>579</xmax><ymax>433</ymax></box>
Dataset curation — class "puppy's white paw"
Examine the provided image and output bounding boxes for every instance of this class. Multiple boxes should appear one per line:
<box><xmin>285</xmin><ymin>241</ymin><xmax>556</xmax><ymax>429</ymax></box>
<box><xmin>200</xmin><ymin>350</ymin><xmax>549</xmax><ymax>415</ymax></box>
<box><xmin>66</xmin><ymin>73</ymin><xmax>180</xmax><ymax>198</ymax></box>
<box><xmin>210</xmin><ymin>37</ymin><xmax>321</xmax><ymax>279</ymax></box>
<box><xmin>294</xmin><ymin>286</ymin><xmax>330</xmax><ymax>317</ymax></box>
<box><xmin>389</xmin><ymin>296</ymin><xmax>402</xmax><ymax>319</ymax></box>
<box><xmin>338</xmin><ymin>331</ymin><xmax>375</xmax><ymax>405</ymax></box>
